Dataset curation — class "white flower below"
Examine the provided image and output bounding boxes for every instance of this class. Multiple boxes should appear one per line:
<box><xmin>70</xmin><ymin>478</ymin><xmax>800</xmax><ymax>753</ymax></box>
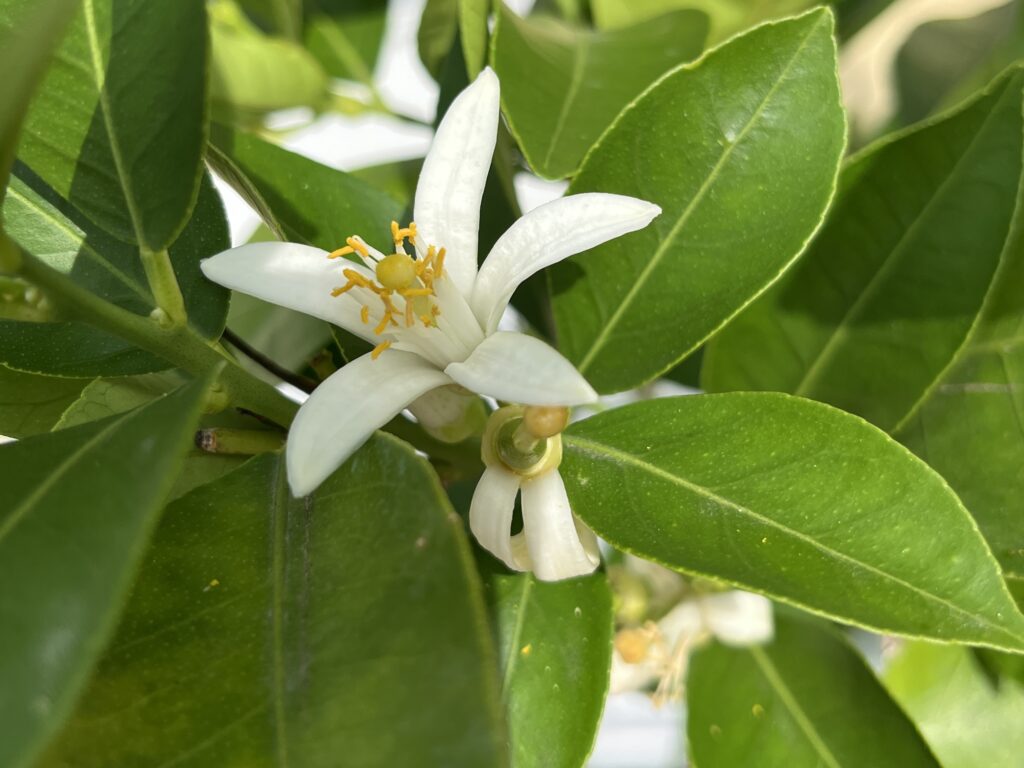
<box><xmin>610</xmin><ymin>591</ymin><xmax>774</xmax><ymax>700</ymax></box>
<box><xmin>200</xmin><ymin>67</ymin><xmax>660</xmax><ymax>496</ymax></box>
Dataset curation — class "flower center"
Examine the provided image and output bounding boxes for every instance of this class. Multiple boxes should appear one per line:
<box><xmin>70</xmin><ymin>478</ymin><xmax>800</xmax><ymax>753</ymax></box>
<box><xmin>326</xmin><ymin>220</ymin><xmax>447</xmax><ymax>359</ymax></box>
<box><xmin>482</xmin><ymin>405</ymin><xmax>567</xmax><ymax>479</ymax></box>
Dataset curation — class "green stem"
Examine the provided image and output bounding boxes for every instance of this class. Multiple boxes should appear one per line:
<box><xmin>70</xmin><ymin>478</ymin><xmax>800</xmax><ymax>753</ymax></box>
<box><xmin>195</xmin><ymin>427</ymin><xmax>286</xmax><ymax>455</ymax></box>
<box><xmin>18</xmin><ymin>249</ymin><xmax>298</xmax><ymax>427</ymax></box>
<box><xmin>140</xmin><ymin>247</ymin><xmax>188</xmax><ymax>325</ymax></box>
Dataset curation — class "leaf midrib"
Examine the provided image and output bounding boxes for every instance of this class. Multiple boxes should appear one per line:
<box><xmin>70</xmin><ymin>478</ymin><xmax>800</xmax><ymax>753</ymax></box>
<box><xmin>791</xmin><ymin>80</ymin><xmax>1019</xmax><ymax>431</ymax></box>
<box><xmin>500</xmin><ymin>575</ymin><xmax>534</xmax><ymax>696</ymax></box>
<box><xmin>749</xmin><ymin>646</ymin><xmax>842</xmax><ymax>768</ymax></box>
<box><xmin>540</xmin><ymin>36</ymin><xmax>590</xmax><ymax>174</ymax></box>
<box><xmin>564</xmin><ymin>433</ymin><xmax>1023</xmax><ymax>645</ymax></box>
<box><xmin>577</xmin><ymin>14</ymin><xmax>826</xmax><ymax>375</ymax></box>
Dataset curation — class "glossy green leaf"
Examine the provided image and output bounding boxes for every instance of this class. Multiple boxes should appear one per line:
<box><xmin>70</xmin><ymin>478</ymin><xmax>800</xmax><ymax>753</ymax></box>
<box><xmin>560</xmin><ymin>394</ymin><xmax>1024</xmax><ymax>650</ymax></box>
<box><xmin>0</xmin><ymin>365</ymin><xmax>89</xmax><ymax>438</ymax></box>
<box><xmin>688</xmin><ymin>612</ymin><xmax>940</xmax><ymax>767</ymax></box>
<box><xmin>41</xmin><ymin>439</ymin><xmax>508</xmax><ymax>768</ymax></box>
<box><xmin>550</xmin><ymin>9</ymin><xmax>845</xmax><ymax>394</ymax></box>
<box><xmin>208</xmin><ymin>128</ymin><xmax>404</xmax><ymax>252</ymax></box>
<box><xmin>0</xmin><ymin>376</ymin><xmax>211</xmax><ymax>768</ymax></box>
<box><xmin>55</xmin><ymin>370</ymin><xmax>185</xmax><ymax>428</ymax></box>
<box><xmin>0</xmin><ymin>0</ymin><xmax>80</xmax><ymax>196</ymax></box>
<box><xmin>303</xmin><ymin>0</ymin><xmax>387</xmax><ymax>88</ymax></box>
<box><xmin>418</xmin><ymin>0</ymin><xmax>459</xmax><ymax>78</ymax></box>
<box><xmin>17</xmin><ymin>0</ymin><xmax>207</xmax><ymax>250</ymax></box>
<box><xmin>492</xmin><ymin>4</ymin><xmax>708</xmax><ymax>180</ymax></box>
<box><xmin>485</xmin><ymin>568</ymin><xmax>613</xmax><ymax>768</ymax></box>
<box><xmin>0</xmin><ymin>168</ymin><xmax>229</xmax><ymax>376</ymax></box>
<box><xmin>883</xmin><ymin>642</ymin><xmax>1024</xmax><ymax>768</ymax></box>
<box><xmin>210</xmin><ymin>0</ymin><xmax>330</xmax><ymax>123</ymax></box>
<box><xmin>704</xmin><ymin>69</ymin><xmax>1024</xmax><ymax>433</ymax></box>
<box><xmin>460</xmin><ymin>0</ymin><xmax>489</xmax><ymax>79</ymax></box>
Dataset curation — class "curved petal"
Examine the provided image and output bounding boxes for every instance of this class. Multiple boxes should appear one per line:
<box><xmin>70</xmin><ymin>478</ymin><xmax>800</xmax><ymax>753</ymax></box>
<box><xmin>445</xmin><ymin>331</ymin><xmax>597</xmax><ymax>405</ymax></box>
<box><xmin>472</xmin><ymin>193</ymin><xmax>662</xmax><ymax>332</ymax></box>
<box><xmin>200</xmin><ymin>241</ymin><xmax>374</xmax><ymax>341</ymax></box>
<box><xmin>701</xmin><ymin>592</ymin><xmax>774</xmax><ymax>647</ymax></box>
<box><xmin>286</xmin><ymin>351</ymin><xmax>451</xmax><ymax>496</ymax></box>
<box><xmin>520</xmin><ymin>469</ymin><xmax>600</xmax><ymax>581</ymax></box>
<box><xmin>414</xmin><ymin>67</ymin><xmax>500</xmax><ymax>298</ymax></box>
<box><xmin>469</xmin><ymin>466</ymin><xmax>528</xmax><ymax>571</ymax></box>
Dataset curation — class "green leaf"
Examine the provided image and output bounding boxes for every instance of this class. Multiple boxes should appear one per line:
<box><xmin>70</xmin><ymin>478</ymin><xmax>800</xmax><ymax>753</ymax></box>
<box><xmin>0</xmin><ymin>364</ymin><xmax>89</xmax><ymax>438</ymax></box>
<box><xmin>40</xmin><ymin>439</ymin><xmax>508</xmax><ymax>768</ymax></box>
<box><xmin>0</xmin><ymin>168</ymin><xmax>230</xmax><ymax>376</ymax></box>
<box><xmin>0</xmin><ymin>0</ymin><xmax>80</xmax><ymax>197</ymax></box>
<box><xmin>486</xmin><ymin>569</ymin><xmax>613</xmax><ymax>768</ymax></box>
<box><xmin>54</xmin><ymin>370</ymin><xmax>185</xmax><ymax>428</ymax></box>
<box><xmin>883</xmin><ymin>642</ymin><xmax>1024</xmax><ymax>768</ymax></box>
<box><xmin>560</xmin><ymin>394</ymin><xmax>1024</xmax><ymax>650</ymax></box>
<box><xmin>227</xmin><ymin>291</ymin><xmax>333</xmax><ymax>373</ymax></box>
<box><xmin>550</xmin><ymin>9</ymin><xmax>845</xmax><ymax>394</ymax></box>
<box><xmin>492</xmin><ymin>4</ymin><xmax>707</xmax><ymax>180</ymax></box>
<box><xmin>17</xmin><ymin>0</ymin><xmax>208</xmax><ymax>251</ymax></box>
<box><xmin>210</xmin><ymin>0</ymin><xmax>330</xmax><ymax>123</ymax></box>
<box><xmin>418</xmin><ymin>0</ymin><xmax>459</xmax><ymax>79</ymax></box>
<box><xmin>688</xmin><ymin>612</ymin><xmax>940</xmax><ymax>767</ymax></box>
<box><xmin>0</xmin><ymin>375</ymin><xmax>211</xmax><ymax>768</ymax></box>
<box><xmin>703</xmin><ymin>69</ymin><xmax>1024</xmax><ymax>433</ymax></box>
<box><xmin>208</xmin><ymin>128</ymin><xmax>404</xmax><ymax>252</ymax></box>
<box><xmin>460</xmin><ymin>0</ymin><xmax>490</xmax><ymax>79</ymax></box>
<box><xmin>303</xmin><ymin>0</ymin><xmax>387</xmax><ymax>89</ymax></box>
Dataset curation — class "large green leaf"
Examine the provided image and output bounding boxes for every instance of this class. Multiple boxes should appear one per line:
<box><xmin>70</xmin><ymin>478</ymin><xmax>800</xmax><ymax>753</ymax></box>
<box><xmin>560</xmin><ymin>395</ymin><xmax>1024</xmax><ymax>650</ymax></box>
<box><xmin>550</xmin><ymin>9</ymin><xmax>845</xmax><ymax>394</ymax></box>
<box><xmin>208</xmin><ymin>128</ymin><xmax>403</xmax><ymax>253</ymax></box>
<box><xmin>41</xmin><ymin>439</ymin><xmax>509</xmax><ymax>768</ymax></box>
<box><xmin>16</xmin><ymin>0</ymin><xmax>208</xmax><ymax>251</ymax></box>
<box><xmin>0</xmin><ymin>365</ymin><xmax>89</xmax><ymax>438</ymax></box>
<box><xmin>0</xmin><ymin>0</ymin><xmax>80</xmax><ymax>197</ymax></box>
<box><xmin>492</xmin><ymin>4</ymin><xmax>707</xmax><ymax>180</ymax></box>
<box><xmin>883</xmin><ymin>642</ymin><xmax>1024</xmax><ymax>768</ymax></box>
<box><xmin>688</xmin><ymin>612</ymin><xmax>940</xmax><ymax>767</ymax></box>
<box><xmin>486</xmin><ymin>568</ymin><xmax>613</xmax><ymax>768</ymax></box>
<box><xmin>0</xmin><ymin>167</ymin><xmax>229</xmax><ymax>376</ymax></box>
<box><xmin>0</xmin><ymin>376</ymin><xmax>211</xmax><ymax>768</ymax></box>
<box><xmin>703</xmin><ymin>69</ymin><xmax>1024</xmax><ymax>434</ymax></box>
<box><xmin>303</xmin><ymin>0</ymin><xmax>387</xmax><ymax>89</ymax></box>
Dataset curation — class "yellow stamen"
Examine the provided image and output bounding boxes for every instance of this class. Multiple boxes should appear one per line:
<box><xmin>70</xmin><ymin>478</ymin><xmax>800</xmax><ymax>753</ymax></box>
<box><xmin>374</xmin><ymin>312</ymin><xmax>392</xmax><ymax>335</ymax></box>
<box><xmin>328</xmin><ymin>245</ymin><xmax>355</xmax><ymax>259</ymax></box>
<box><xmin>360</xmin><ymin>305</ymin><xmax>370</xmax><ymax>324</ymax></box>
<box><xmin>346</xmin><ymin>237</ymin><xmax>369</xmax><ymax>257</ymax></box>
<box><xmin>399</xmin><ymin>287</ymin><xmax>433</xmax><ymax>297</ymax></box>
<box><xmin>435</xmin><ymin>247</ymin><xmax>446</xmax><ymax>276</ymax></box>
<box><xmin>419</xmin><ymin>314</ymin><xmax>433</xmax><ymax>327</ymax></box>
<box><xmin>405</xmin><ymin>299</ymin><xmax>414</xmax><ymax>327</ymax></box>
<box><xmin>371</xmin><ymin>340</ymin><xmax>392</xmax><ymax>360</ymax></box>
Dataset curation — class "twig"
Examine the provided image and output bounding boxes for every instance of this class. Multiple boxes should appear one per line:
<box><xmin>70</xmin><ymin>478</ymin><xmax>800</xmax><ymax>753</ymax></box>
<box><xmin>222</xmin><ymin>327</ymin><xmax>318</xmax><ymax>394</ymax></box>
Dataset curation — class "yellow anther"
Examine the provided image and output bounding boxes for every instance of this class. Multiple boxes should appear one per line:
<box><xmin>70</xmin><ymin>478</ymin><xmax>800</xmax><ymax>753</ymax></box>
<box><xmin>419</xmin><ymin>314</ymin><xmax>433</xmax><ymax>327</ymax></box>
<box><xmin>371</xmin><ymin>340</ymin><xmax>392</xmax><ymax>360</ymax></box>
<box><xmin>360</xmin><ymin>305</ymin><xmax>370</xmax><ymax>324</ymax></box>
<box><xmin>374</xmin><ymin>313</ymin><xmax>391</xmax><ymax>335</ymax></box>
<box><xmin>346</xmin><ymin>237</ymin><xmax>369</xmax><ymax>257</ymax></box>
<box><xmin>376</xmin><ymin>253</ymin><xmax>417</xmax><ymax>290</ymax></box>
<box><xmin>435</xmin><ymin>247</ymin><xmax>446</xmax><ymax>276</ymax></box>
<box><xmin>328</xmin><ymin>245</ymin><xmax>355</xmax><ymax>259</ymax></box>
<box><xmin>390</xmin><ymin>220</ymin><xmax>401</xmax><ymax>240</ymax></box>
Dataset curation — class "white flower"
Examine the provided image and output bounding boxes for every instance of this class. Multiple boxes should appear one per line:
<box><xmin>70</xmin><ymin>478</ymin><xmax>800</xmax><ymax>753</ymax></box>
<box><xmin>201</xmin><ymin>68</ymin><xmax>660</xmax><ymax>496</ymax></box>
<box><xmin>610</xmin><ymin>591</ymin><xmax>774</xmax><ymax>699</ymax></box>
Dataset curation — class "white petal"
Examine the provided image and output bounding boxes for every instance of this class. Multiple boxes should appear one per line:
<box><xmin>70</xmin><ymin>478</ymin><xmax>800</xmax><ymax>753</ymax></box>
<box><xmin>469</xmin><ymin>466</ymin><xmax>528</xmax><ymax>571</ymax></box>
<box><xmin>656</xmin><ymin>601</ymin><xmax>704</xmax><ymax>643</ymax></box>
<box><xmin>520</xmin><ymin>469</ymin><xmax>600</xmax><ymax>581</ymax></box>
<box><xmin>472</xmin><ymin>193</ymin><xmax>662</xmax><ymax>332</ymax></box>
<box><xmin>200</xmin><ymin>242</ymin><xmax>373</xmax><ymax>341</ymax></box>
<box><xmin>609</xmin><ymin>651</ymin><xmax>660</xmax><ymax>695</ymax></box>
<box><xmin>414</xmin><ymin>67</ymin><xmax>500</xmax><ymax>298</ymax></box>
<box><xmin>702</xmin><ymin>592</ymin><xmax>775</xmax><ymax>647</ymax></box>
<box><xmin>445</xmin><ymin>331</ymin><xmax>597</xmax><ymax>405</ymax></box>
<box><xmin>286</xmin><ymin>351</ymin><xmax>451</xmax><ymax>496</ymax></box>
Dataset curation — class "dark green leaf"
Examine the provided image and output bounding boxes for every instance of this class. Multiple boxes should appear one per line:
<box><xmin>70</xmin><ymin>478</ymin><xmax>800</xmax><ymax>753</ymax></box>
<box><xmin>303</xmin><ymin>0</ymin><xmax>387</xmax><ymax>89</ymax></box>
<box><xmin>54</xmin><ymin>370</ymin><xmax>185</xmax><ymax>428</ymax></box>
<box><xmin>688</xmin><ymin>612</ymin><xmax>940</xmax><ymax>767</ymax></box>
<box><xmin>492</xmin><ymin>4</ymin><xmax>708</xmax><ymax>180</ymax></box>
<box><xmin>208</xmin><ymin>127</ymin><xmax>404</xmax><ymax>253</ymax></box>
<box><xmin>0</xmin><ymin>168</ymin><xmax>230</xmax><ymax>375</ymax></box>
<box><xmin>561</xmin><ymin>394</ymin><xmax>1024</xmax><ymax>650</ymax></box>
<box><xmin>703</xmin><ymin>69</ymin><xmax>1024</xmax><ymax>433</ymax></box>
<box><xmin>883</xmin><ymin>642</ymin><xmax>1024</xmax><ymax>768</ymax></box>
<box><xmin>41</xmin><ymin>439</ymin><xmax>508</xmax><ymax>768</ymax></box>
<box><xmin>486</xmin><ymin>568</ymin><xmax>613</xmax><ymax>768</ymax></box>
<box><xmin>550</xmin><ymin>9</ymin><xmax>845</xmax><ymax>393</ymax></box>
<box><xmin>418</xmin><ymin>0</ymin><xmax>459</xmax><ymax>79</ymax></box>
<box><xmin>17</xmin><ymin>0</ymin><xmax>208</xmax><ymax>250</ymax></box>
<box><xmin>0</xmin><ymin>376</ymin><xmax>211</xmax><ymax>768</ymax></box>
<box><xmin>0</xmin><ymin>364</ymin><xmax>89</xmax><ymax>438</ymax></box>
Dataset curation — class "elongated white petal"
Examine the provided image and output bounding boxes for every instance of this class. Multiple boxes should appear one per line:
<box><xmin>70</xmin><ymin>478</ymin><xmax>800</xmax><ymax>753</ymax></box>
<box><xmin>701</xmin><ymin>592</ymin><xmax>774</xmax><ymax>647</ymax></box>
<box><xmin>200</xmin><ymin>242</ymin><xmax>373</xmax><ymax>341</ymax></box>
<box><xmin>472</xmin><ymin>193</ymin><xmax>662</xmax><ymax>332</ymax></box>
<box><xmin>414</xmin><ymin>67</ymin><xmax>500</xmax><ymax>298</ymax></box>
<box><xmin>469</xmin><ymin>466</ymin><xmax>528</xmax><ymax>571</ymax></box>
<box><xmin>286</xmin><ymin>351</ymin><xmax>451</xmax><ymax>496</ymax></box>
<box><xmin>445</xmin><ymin>331</ymin><xmax>598</xmax><ymax>405</ymax></box>
<box><xmin>520</xmin><ymin>469</ymin><xmax>600</xmax><ymax>581</ymax></box>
